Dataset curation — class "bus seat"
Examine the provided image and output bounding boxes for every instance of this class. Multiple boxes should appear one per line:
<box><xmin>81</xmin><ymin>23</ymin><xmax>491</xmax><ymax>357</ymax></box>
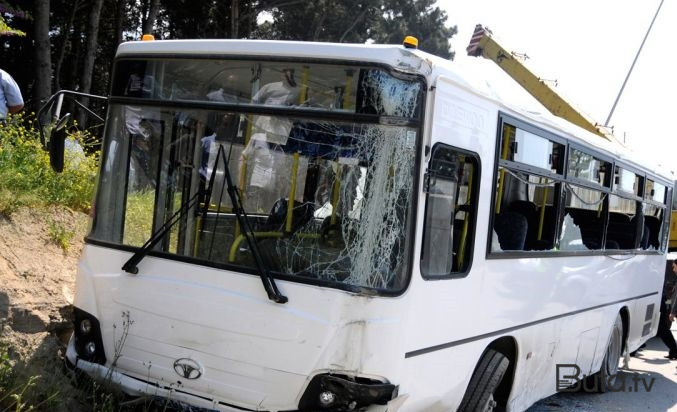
<box><xmin>507</xmin><ymin>200</ymin><xmax>555</xmax><ymax>250</ymax></box>
<box><xmin>494</xmin><ymin>211</ymin><xmax>528</xmax><ymax>251</ymax></box>
<box><xmin>263</xmin><ymin>198</ymin><xmax>315</xmax><ymax>234</ymax></box>
<box><xmin>608</xmin><ymin>213</ymin><xmax>634</xmax><ymax>249</ymax></box>
<box><xmin>565</xmin><ymin>208</ymin><xmax>603</xmax><ymax>250</ymax></box>
<box><xmin>644</xmin><ymin>216</ymin><xmax>661</xmax><ymax>249</ymax></box>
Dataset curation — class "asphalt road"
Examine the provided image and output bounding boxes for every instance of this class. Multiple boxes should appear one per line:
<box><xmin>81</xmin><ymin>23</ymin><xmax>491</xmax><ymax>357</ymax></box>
<box><xmin>528</xmin><ymin>331</ymin><xmax>677</xmax><ymax>412</ymax></box>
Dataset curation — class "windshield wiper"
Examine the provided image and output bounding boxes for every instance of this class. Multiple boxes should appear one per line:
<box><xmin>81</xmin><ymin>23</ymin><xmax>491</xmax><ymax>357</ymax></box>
<box><xmin>122</xmin><ymin>190</ymin><xmax>202</xmax><ymax>274</ymax></box>
<box><xmin>205</xmin><ymin>145</ymin><xmax>288</xmax><ymax>304</ymax></box>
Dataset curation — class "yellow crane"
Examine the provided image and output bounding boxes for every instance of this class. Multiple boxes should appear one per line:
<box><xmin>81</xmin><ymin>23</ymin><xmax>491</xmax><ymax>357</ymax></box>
<box><xmin>466</xmin><ymin>24</ymin><xmax>677</xmax><ymax>251</ymax></box>
<box><xmin>466</xmin><ymin>24</ymin><xmax>613</xmax><ymax>141</ymax></box>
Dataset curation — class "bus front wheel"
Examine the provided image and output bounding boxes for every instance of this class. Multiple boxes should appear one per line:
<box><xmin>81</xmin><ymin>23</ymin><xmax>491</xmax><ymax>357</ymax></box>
<box><xmin>457</xmin><ymin>349</ymin><xmax>509</xmax><ymax>412</ymax></box>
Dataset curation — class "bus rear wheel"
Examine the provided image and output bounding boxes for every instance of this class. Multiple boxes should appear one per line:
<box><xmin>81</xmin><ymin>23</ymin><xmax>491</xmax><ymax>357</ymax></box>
<box><xmin>596</xmin><ymin>313</ymin><xmax>623</xmax><ymax>392</ymax></box>
<box><xmin>457</xmin><ymin>349</ymin><xmax>509</xmax><ymax>412</ymax></box>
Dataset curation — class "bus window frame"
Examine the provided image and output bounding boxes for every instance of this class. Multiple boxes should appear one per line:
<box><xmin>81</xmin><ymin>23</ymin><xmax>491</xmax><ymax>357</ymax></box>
<box><xmin>110</xmin><ymin>54</ymin><xmax>425</xmax><ymax>121</ymax></box>
<box><xmin>496</xmin><ymin>115</ymin><xmax>568</xmax><ymax>178</ymax></box>
<box><xmin>611</xmin><ymin>162</ymin><xmax>644</xmax><ymax>201</ymax></box>
<box><xmin>420</xmin><ymin>143</ymin><xmax>481</xmax><ymax>280</ymax></box>
<box><xmin>488</xmin><ymin>112</ymin><xmax>672</xmax><ymax>259</ymax></box>
<box><xmin>86</xmin><ymin>54</ymin><xmax>428</xmax><ymax>299</ymax></box>
<box><xmin>488</xmin><ymin>113</ymin><xmax>567</xmax><ymax>257</ymax></box>
<box><xmin>565</xmin><ymin>142</ymin><xmax>613</xmax><ymax>190</ymax></box>
<box><xmin>644</xmin><ymin>178</ymin><xmax>667</xmax><ymax>204</ymax></box>
<box><xmin>641</xmin><ymin>174</ymin><xmax>670</xmax><ymax>252</ymax></box>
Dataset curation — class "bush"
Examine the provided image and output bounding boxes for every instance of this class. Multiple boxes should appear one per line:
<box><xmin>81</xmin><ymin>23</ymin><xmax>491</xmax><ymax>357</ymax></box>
<box><xmin>0</xmin><ymin>114</ymin><xmax>99</xmax><ymax>216</ymax></box>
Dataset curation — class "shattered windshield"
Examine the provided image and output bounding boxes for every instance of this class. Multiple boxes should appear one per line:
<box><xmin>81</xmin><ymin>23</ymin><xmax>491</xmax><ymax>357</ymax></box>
<box><xmin>91</xmin><ymin>59</ymin><xmax>422</xmax><ymax>293</ymax></box>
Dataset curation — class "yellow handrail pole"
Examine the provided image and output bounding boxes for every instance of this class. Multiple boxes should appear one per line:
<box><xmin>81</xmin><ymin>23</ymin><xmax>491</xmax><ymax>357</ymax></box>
<box><xmin>330</xmin><ymin>164</ymin><xmax>342</xmax><ymax>225</ymax></box>
<box><xmin>285</xmin><ymin>152</ymin><xmax>300</xmax><ymax>233</ymax></box>
<box><xmin>343</xmin><ymin>69</ymin><xmax>354</xmax><ymax>109</ymax></box>
<box><xmin>458</xmin><ymin>160</ymin><xmax>473</xmax><ymax>269</ymax></box>
<box><xmin>537</xmin><ymin>179</ymin><xmax>548</xmax><ymax>240</ymax></box>
<box><xmin>597</xmin><ymin>190</ymin><xmax>605</xmax><ymax>219</ymax></box>
<box><xmin>228</xmin><ymin>232</ymin><xmax>284</xmax><ymax>262</ymax></box>
<box><xmin>495</xmin><ymin>126</ymin><xmax>512</xmax><ymax>213</ymax></box>
<box><xmin>299</xmin><ymin>66</ymin><xmax>310</xmax><ymax>104</ymax></box>
<box><xmin>193</xmin><ymin>215</ymin><xmax>203</xmax><ymax>256</ymax></box>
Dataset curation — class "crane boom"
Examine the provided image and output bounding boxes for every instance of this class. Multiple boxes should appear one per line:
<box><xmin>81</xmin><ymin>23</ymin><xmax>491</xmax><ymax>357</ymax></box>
<box><xmin>466</xmin><ymin>24</ymin><xmax>613</xmax><ymax>141</ymax></box>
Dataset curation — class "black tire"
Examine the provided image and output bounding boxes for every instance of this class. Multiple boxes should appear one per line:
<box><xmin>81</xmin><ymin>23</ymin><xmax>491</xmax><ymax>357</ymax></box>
<box><xmin>457</xmin><ymin>349</ymin><xmax>509</xmax><ymax>412</ymax></box>
<box><xmin>596</xmin><ymin>313</ymin><xmax>623</xmax><ymax>393</ymax></box>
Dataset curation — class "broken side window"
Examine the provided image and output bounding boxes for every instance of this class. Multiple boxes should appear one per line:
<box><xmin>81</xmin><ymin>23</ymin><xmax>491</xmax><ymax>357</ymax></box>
<box><xmin>421</xmin><ymin>145</ymin><xmax>478</xmax><ymax>277</ymax></box>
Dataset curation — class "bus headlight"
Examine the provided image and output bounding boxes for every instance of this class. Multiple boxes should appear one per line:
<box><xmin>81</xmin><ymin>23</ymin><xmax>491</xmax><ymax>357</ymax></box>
<box><xmin>80</xmin><ymin>318</ymin><xmax>92</xmax><ymax>334</ymax></box>
<box><xmin>72</xmin><ymin>307</ymin><xmax>106</xmax><ymax>365</ymax></box>
<box><xmin>298</xmin><ymin>374</ymin><xmax>397</xmax><ymax>411</ymax></box>
<box><xmin>319</xmin><ymin>391</ymin><xmax>336</xmax><ymax>407</ymax></box>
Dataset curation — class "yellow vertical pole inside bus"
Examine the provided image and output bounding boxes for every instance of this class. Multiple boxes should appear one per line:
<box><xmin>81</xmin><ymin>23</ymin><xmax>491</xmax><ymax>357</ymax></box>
<box><xmin>285</xmin><ymin>152</ymin><xmax>300</xmax><ymax>233</ymax></box>
<box><xmin>537</xmin><ymin>178</ymin><xmax>548</xmax><ymax>240</ymax></box>
<box><xmin>458</xmin><ymin>159</ymin><xmax>473</xmax><ymax>270</ymax></box>
<box><xmin>343</xmin><ymin>70</ymin><xmax>354</xmax><ymax>109</ymax></box>
<box><xmin>597</xmin><ymin>190</ymin><xmax>604</xmax><ymax>218</ymax></box>
<box><xmin>299</xmin><ymin>66</ymin><xmax>309</xmax><ymax>104</ymax></box>
<box><xmin>495</xmin><ymin>126</ymin><xmax>513</xmax><ymax>214</ymax></box>
<box><xmin>330</xmin><ymin>165</ymin><xmax>342</xmax><ymax>225</ymax></box>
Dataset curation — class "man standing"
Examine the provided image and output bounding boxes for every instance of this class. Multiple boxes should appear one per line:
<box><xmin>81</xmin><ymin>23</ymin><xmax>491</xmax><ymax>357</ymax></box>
<box><xmin>662</xmin><ymin>259</ymin><xmax>677</xmax><ymax>359</ymax></box>
<box><xmin>0</xmin><ymin>68</ymin><xmax>24</xmax><ymax>121</ymax></box>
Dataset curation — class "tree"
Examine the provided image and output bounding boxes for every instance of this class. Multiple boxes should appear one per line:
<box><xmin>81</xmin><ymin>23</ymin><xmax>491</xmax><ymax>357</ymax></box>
<box><xmin>1</xmin><ymin>0</ymin><xmax>459</xmax><ymax>132</ymax></box>
<box><xmin>141</xmin><ymin>0</ymin><xmax>160</xmax><ymax>35</ymax></box>
<box><xmin>33</xmin><ymin>0</ymin><xmax>51</xmax><ymax>109</ymax></box>
<box><xmin>254</xmin><ymin>0</ymin><xmax>381</xmax><ymax>43</ymax></box>
<box><xmin>77</xmin><ymin>0</ymin><xmax>104</xmax><ymax>126</ymax></box>
<box><xmin>374</xmin><ymin>0</ymin><xmax>456</xmax><ymax>59</ymax></box>
<box><xmin>254</xmin><ymin>0</ymin><xmax>456</xmax><ymax>58</ymax></box>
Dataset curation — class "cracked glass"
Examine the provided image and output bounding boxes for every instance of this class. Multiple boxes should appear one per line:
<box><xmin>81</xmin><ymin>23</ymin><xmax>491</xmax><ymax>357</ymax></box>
<box><xmin>91</xmin><ymin>60</ymin><xmax>423</xmax><ymax>293</ymax></box>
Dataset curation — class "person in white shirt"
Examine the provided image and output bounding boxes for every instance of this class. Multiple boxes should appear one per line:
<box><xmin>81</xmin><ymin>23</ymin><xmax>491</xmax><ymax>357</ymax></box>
<box><xmin>0</xmin><ymin>69</ymin><xmax>24</xmax><ymax>121</ymax></box>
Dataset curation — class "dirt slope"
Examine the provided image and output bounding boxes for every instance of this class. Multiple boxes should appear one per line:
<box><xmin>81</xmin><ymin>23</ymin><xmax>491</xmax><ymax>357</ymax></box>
<box><xmin>0</xmin><ymin>206</ymin><xmax>89</xmax><ymax>410</ymax></box>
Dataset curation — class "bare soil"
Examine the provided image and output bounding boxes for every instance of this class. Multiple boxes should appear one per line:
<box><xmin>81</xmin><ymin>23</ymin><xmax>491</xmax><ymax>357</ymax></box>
<box><xmin>0</xmin><ymin>206</ymin><xmax>89</xmax><ymax>410</ymax></box>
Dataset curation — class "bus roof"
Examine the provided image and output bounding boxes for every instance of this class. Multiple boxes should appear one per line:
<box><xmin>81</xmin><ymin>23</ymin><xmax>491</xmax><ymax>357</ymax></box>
<box><xmin>116</xmin><ymin>39</ymin><xmax>674</xmax><ymax>182</ymax></box>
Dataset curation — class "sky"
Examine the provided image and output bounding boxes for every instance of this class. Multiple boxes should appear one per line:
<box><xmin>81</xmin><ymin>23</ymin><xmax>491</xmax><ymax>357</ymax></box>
<box><xmin>436</xmin><ymin>0</ymin><xmax>676</xmax><ymax>178</ymax></box>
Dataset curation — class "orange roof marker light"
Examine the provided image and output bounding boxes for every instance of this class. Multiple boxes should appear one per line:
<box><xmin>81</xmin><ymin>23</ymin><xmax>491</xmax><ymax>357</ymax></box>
<box><xmin>403</xmin><ymin>36</ymin><xmax>418</xmax><ymax>49</ymax></box>
<box><xmin>141</xmin><ymin>34</ymin><xmax>155</xmax><ymax>41</ymax></box>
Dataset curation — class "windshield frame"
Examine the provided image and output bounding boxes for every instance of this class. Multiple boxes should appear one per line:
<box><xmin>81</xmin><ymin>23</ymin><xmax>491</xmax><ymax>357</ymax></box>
<box><xmin>86</xmin><ymin>54</ymin><xmax>427</xmax><ymax>297</ymax></box>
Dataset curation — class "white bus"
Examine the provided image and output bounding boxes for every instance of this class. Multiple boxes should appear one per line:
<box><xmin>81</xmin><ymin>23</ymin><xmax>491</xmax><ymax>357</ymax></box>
<box><xmin>58</xmin><ymin>36</ymin><xmax>672</xmax><ymax>412</ymax></box>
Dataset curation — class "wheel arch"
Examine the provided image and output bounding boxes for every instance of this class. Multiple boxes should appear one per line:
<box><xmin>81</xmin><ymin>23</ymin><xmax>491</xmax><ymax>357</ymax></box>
<box><xmin>619</xmin><ymin>306</ymin><xmax>630</xmax><ymax>353</ymax></box>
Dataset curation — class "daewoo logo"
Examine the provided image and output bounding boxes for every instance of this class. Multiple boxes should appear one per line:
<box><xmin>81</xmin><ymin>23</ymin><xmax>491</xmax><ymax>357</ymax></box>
<box><xmin>173</xmin><ymin>358</ymin><xmax>203</xmax><ymax>380</ymax></box>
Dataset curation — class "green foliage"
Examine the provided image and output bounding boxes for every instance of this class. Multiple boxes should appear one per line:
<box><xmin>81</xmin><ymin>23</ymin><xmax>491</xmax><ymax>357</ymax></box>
<box><xmin>375</xmin><ymin>0</ymin><xmax>457</xmax><ymax>59</ymax></box>
<box><xmin>0</xmin><ymin>344</ymin><xmax>60</xmax><ymax>411</ymax></box>
<box><xmin>0</xmin><ymin>14</ymin><xmax>24</xmax><ymax>36</ymax></box>
<box><xmin>48</xmin><ymin>220</ymin><xmax>75</xmax><ymax>251</ymax></box>
<box><xmin>254</xmin><ymin>0</ymin><xmax>457</xmax><ymax>58</ymax></box>
<box><xmin>0</xmin><ymin>114</ymin><xmax>99</xmax><ymax>216</ymax></box>
<box><xmin>122</xmin><ymin>190</ymin><xmax>156</xmax><ymax>247</ymax></box>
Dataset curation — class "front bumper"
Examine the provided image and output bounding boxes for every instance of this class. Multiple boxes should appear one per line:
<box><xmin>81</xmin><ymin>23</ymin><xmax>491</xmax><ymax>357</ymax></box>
<box><xmin>66</xmin><ymin>336</ymin><xmax>406</xmax><ymax>412</ymax></box>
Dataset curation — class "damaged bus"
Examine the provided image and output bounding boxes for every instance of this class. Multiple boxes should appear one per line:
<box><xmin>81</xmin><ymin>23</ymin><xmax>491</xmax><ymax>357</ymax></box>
<box><xmin>52</xmin><ymin>35</ymin><xmax>672</xmax><ymax>411</ymax></box>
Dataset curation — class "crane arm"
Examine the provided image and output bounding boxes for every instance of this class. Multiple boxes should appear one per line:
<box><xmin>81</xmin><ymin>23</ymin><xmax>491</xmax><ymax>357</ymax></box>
<box><xmin>467</xmin><ymin>24</ymin><xmax>612</xmax><ymax>141</ymax></box>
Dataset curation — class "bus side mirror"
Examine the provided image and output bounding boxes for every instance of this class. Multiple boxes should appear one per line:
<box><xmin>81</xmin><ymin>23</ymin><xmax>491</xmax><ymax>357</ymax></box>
<box><xmin>48</xmin><ymin>113</ymin><xmax>71</xmax><ymax>173</ymax></box>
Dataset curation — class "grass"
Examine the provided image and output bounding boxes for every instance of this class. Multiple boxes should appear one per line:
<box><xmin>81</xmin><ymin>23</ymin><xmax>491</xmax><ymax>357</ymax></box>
<box><xmin>48</xmin><ymin>220</ymin><xmax>75</xmax><ymax>252</ymax></box>
<box><xmin>122</xmin><ymin>190</ymin><xmax>156</xmax><ymax>247</ymax></box>
<box><xmin>0</xmin><ymin>343</ymin><xmax>61</xmax><ymax>411</ymax></box>
<box><xmin>0</xmin><ymin>113</ymin><xmax>99</xmax><ymax>217</ymax></box>
<box><xmin>0</xmin><ymin>114</ymin><xmax>186</xmax><ymax>411</ymax></box>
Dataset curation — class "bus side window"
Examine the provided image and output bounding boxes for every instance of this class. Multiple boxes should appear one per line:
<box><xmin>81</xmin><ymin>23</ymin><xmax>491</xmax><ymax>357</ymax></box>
<box><xmin>421</xmin><ymin>145</ymin><xmax>478</xmax><ymax>277</ymax></box>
